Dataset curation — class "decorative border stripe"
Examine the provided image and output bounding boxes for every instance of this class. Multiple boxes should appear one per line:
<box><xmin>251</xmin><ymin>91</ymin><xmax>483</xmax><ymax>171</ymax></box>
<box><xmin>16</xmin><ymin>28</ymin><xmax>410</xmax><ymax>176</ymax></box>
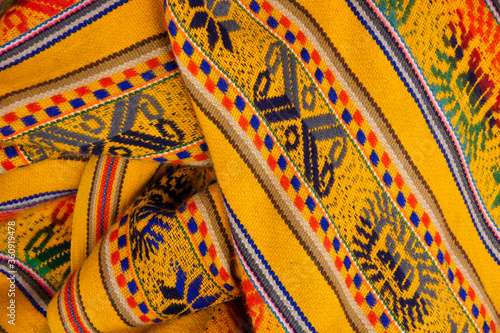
<box><xmin>345</xmin><ymin>0</ymin><xmax>500</xmax><ymax>269</ymax></box>
<box><xmin>242</xmin><ymin>0</ymin><xmax>498</xmax><ymax>330</ymax></box>
<box><xmin>0</xmin><ymin>189</ymin><xmax>77</xmax><ymax>211</ymax></box>
<box><xmin>86</xmin><ymin>156</ymin><xmax>127</xmax><ymax>256</ymax></box>
<box><xmin>0</xmin><ymin>0</ymin><xmax>130</xmax><ymax>71</ymax></box>
<box><xmin>0</xmin><ymin>254</ymin><xmax>56</xmax><ymax>316</ymax></box>
<box><xmin>0</xmin><ymin>51</ymin><xmax>178</xmax><ymax>139</ymax></box>
<box><xmin>58</xmin><ymin>269</ymin><xmax>98</xmax><ymax>333</ymax></box>
<box><xmin>177</xmin><ymin>192</ymin><xmax>236</xmax><ymax>293</ymax></box>
<box><xmin>225</xmin><ymin>197</ymin><xmax>317</xmax><ymax>333</ymax></box>
<box><xmin>0</xmin><ymin>0</ymin><xmax>93</xmax><ymax>55</ymax></box>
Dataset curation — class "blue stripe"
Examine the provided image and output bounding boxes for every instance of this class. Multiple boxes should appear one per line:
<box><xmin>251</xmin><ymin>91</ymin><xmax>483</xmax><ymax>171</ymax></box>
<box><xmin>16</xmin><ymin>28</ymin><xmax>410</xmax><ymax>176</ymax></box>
<box><xmin>0</xmin><ymin>268</ymin><xmax>47</xmax><ymax>316</ymax></box>
<box><xmin>0</xmin><ymin>0</ymin><xmax>130</xmax><ymax>71</ymax></box>
<box><xmin>224</xmin><ymin>197</ymin><xmax>317</xmax><ymax>333</ymax></box>
<box><xmin>66</xmin><ymin>275</ymin><xmax>85</xmax><ymax>332</ymax></box>
<box><xmin>346</xmin><ymin>0</ymin><xmax>500</xmax><ymax>264</ymax></box>
<box><xmin>0</xmin><ymin>190</ymin><xmax>77</xmax><ymax>211</ymax></box>
<box><xmin>100</xmin><ymin>157</ymin><xmax>116</xmax><ymax>238</ymax></box>
<box><xmin>0</xmin><ymin>0</ymin><xmax>89</xmax><ymax>52</ymax></box>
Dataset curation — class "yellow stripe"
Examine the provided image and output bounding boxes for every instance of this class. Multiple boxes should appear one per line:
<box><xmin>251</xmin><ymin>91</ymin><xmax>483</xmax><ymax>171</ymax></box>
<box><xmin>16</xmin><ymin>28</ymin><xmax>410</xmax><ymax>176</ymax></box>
<box><xmin>195</xmin><ymin>107</ymin><xmax>357</xmax><ymax>333</ymax></box>
<box><xmin>0</xmin><ymin>158</ymin><xmax>86</xmax><ymax>205</ymax></box>
<box><xmin>302</xmin><ymin>0</ymin><xmax>499</xmax><ymax>308</ymax></box>
<box><xmin>70</xmin><ymin>157</ymin><xmax>159</xmax><ymax>272</ymax></box>
<box><xmin>0</xmin><ymin>0</ymin><xmax>166</xmax><ymax>95</ymax></box>
<box><xmin>0</xmin><ymin>276</ymin><xmax>46</xmax><ymax>332</ymax></box>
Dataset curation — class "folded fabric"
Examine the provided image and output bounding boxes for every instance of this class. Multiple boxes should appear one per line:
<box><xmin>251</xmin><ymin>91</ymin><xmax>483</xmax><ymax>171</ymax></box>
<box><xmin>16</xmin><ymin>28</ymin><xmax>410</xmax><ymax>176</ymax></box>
<box><xmin>0</xmin><ymin>0</ymin><xmax>499</xmax><ymax>332</ymax></box>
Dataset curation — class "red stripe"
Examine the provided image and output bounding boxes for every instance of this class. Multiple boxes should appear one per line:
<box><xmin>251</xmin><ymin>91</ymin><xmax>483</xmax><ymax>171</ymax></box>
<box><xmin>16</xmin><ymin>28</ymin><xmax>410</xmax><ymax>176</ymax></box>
<box><xmin>94</xmin><ymin>157</ymin><xmax>120</xmax><ymax>242</ymax></box>
<box><xmin>63</xmin><ymin>274</ymin><xmax>91</xmax><ymax>333</ymax></box>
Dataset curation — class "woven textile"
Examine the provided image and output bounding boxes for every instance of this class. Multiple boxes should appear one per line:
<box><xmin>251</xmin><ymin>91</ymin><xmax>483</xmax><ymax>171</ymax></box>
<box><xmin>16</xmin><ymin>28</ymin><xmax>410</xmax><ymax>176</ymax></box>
<box><xmin>0</xmin><ymin>0</ymin><xmax>500</xmax><ymax>332</ymax></box>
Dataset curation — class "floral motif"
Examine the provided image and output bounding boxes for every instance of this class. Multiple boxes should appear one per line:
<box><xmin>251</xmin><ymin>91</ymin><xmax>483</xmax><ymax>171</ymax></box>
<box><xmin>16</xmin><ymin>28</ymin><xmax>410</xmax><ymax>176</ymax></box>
<box><xmin>188</xmin><ymin>0</ymin><xmax>240</xmax><ymax>52</ymax></box>
<box><xmin>159</xmin><ymin>267</ymin><xmax>220</xmax><ymax>315</ymax></box>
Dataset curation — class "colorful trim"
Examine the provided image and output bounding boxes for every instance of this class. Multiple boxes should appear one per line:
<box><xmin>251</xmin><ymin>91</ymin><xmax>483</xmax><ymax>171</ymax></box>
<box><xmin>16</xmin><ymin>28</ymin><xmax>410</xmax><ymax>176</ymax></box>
<box><xmin>177</xmin><ymin>192</ymin><xmax>235</xmax><ymax>293</ymax></box>
<box><xmin>0</xmin><ymin>189</ymin><xmax>77</xmax><ymax>211</ymax></box>
<box><xmin>346</xmin><ymin>0</ymin><xmax>500</xmax><ymax>267</ymax></box>
<box><xmin>0</xmin><ymin>0</ymin><xmax>94</xmax><ymax>55</ymax></box>
<box><xmin>225</xmin><ymin>197</ymin><xmax>317</xmax><ymax>333</ymax></box>
<box><xmin>0</xmin><ymin>253</ymin><xmax>56</xmax><ymax>316</ymax></box>
<box><xmin>0</xmin><ymin>0</ymin><xmax>130</xmax><ymax>71</ymax></box>
<box><xmin>86</xmin><ymin>156</ymin><xmax>127</xmax><ymax>256</ymax></box>
<box><xmin>0</xmin><ymin>51</ymin><xmax>178</xmax><ymax>140</ymax></box>
<box><xmin>58</xmin><ymin>269</ymin><xmax>99</xmax><ymax>333</ymax></box>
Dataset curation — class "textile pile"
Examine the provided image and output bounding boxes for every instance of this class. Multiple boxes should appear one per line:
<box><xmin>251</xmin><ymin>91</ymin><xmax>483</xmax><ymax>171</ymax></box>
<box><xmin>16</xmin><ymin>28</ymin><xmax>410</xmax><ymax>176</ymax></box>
<box><xmin>0</xmin><ymin>0</ymin><xmax>499</xmax><ymax>331</ymax></box>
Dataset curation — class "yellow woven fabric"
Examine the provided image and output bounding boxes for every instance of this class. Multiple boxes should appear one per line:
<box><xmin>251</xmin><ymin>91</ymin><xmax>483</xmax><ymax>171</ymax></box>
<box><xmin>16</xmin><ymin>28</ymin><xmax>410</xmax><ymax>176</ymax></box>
<box><xmin>1</xmin><ymin>0</ymin><xmax>500</xmax><ymax>332</ymax></box>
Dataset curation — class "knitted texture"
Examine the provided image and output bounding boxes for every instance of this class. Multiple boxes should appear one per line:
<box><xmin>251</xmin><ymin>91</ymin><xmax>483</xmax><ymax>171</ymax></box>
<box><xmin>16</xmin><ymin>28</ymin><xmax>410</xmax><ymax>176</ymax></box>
<box><xmin>0</xmin><ymin>0</ymin><xmax>499</xmax><ymax>332</ymax></box>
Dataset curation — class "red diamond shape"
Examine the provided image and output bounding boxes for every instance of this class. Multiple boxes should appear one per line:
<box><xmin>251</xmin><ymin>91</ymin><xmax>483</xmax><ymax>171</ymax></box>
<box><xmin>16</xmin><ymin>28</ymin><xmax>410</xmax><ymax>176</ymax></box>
<box><xmin>455</xmin><ymin>269</ymin><xmax>464</xmax><ymax>284</ymax></box>
<box><xmin>146</xmin><ymin>58</ymin><xmax>161</xmax><ymax>69</ymax></box>
<box><xmin>279</xmin><ymin>16</ymin><xmax>290</xmax><ymax>29</ymax></box>
<box><xmin>353</xmin><ymin>110</ymin><xmax>364</xmax><ymax>127</ymax></box>
<box><xmin>381</xmin><ymin>152</ymin><xmax>391</xmax><ymax>168</ymax></box>
<box><xmin>194</xmin><ymin>153</ymin><xmax>208</xmax><ymax>161</ymax></box>
<box><xmin>325</xmin><ymin>69</ymin><xmax>335</xmax><ymax>84</ymax></box>
<box><xmin>116</xmin><ymin>274</ymin><xmax>126</xmax><ymax>287</ymax></box>
<box><xmin>294</xmin><ymin>195</ymin><xmax>305</xmax><ymax>211</ymax></box>
<box><xmin>311</xmin><ymin>49</ymin><xmax>321</xmax><ymax>65</ymax></box>
<box><xmin>309</xmin><ymin>216</ymin><xmax>319</xmax><ymax>232</ymax></box>
<box><xmin>205</xmin><ymin>78</ymin><xmax>216</xmax><ymax>94</ymax></box>
<box><xmin>394</xmin><ymin>173</ymin><xmax>404</xmax><ymax>189</ymax></box>
<box><xmin>220</xmin><ymin>267</ymin><xmax>229</xmax><ymax>281</ymax></box>
<box><xmin>199</xmin><ymin>221</ymin><xmax>207</xmax><ymax>237</ymax></box>
<box><xmin>139</xmin><ymin>315</ymin><xmax>150</xmax><ymax>323</ymax></box>
<box><xmin>188</xmin><ymin>201</ymin><xmax>197</xmax><ymax>215</ymax></box>
<box><xmin>339</xmin><ymin>90</ymin><xmax>349</xmax><ymax>106</ymax></box>
<box><xmin>26</xmin><ymin>103</ymin><xmax>42</xmax><ymax>113</ymax></box>
<box><xmin>111</xmin><ymin>251</ymin><xmax>120</xmax><ymax>265</ymax></box>
<box><xmin>99</xmin><ymin>77</ymin><xmax>114</xmax><ymax>87</ymax></box>
<box><xmin>354</xmin><ymin>291</ymin><xmax>364</xmax><ymax>306</ymax></box>
<box><xmin>51</xmin><ymin>94</ymin><xmax>66</xmax><ymax>104</ymax></box>
<box><xmin>421</xmin><ymin>212</ymin><xmax>430</xmax><ymax>228</ymax></box>
<box><xmin>267</xmin><ymin>155</ymin><xmax>277</xmax><ymax>171</ymax></box>
<box><xmin>345</xmin><ymin>274</ymin><xmax>353</xmax><ymax>288</ymax></box>
<box><xmin>407</xmin><ymin>193</ymin><xmax>417</xmax><ymax>209</ymax></box>
<box><xmin>323</xmin><ymin>236</ymin><xmax>331</xmax><ymax>252</ymax></box>
<box><xmin>262</xmin><ymin>1</ymin><xmax>273</xmax><ymax>14</ymax></box>
<box><xmin>209</xmin><ymin>244</ymin><xmax>216</xmax><ymax>260</ymax></box>
<box><xmin>188</xmin><ymin>60</ymin><xmax>198</xmax><ymax>75</ymax></box>
<box><xmin>335</xmin><ymin>256</ymin><xmax>343</xmax><ymax>271</ymax></box>
<box><xmin>434</xmin><ymin>232</ymin><xmax>441</xmax><ymax>246</ymax></box>
<box><xmin>239</xmin><ymin>116</ymin><xmax>249</xmax><ymax>131</ymax></box>
<box><xmin>173</xmin><ymin>41</ymin><xmax>181</xmax><ymax>56</ymax></box>
<box><xmin>110</xmin><ymin>229</ymin><xmax>119</xmax><ymax>242</ymax></box>
<box><xmin>468</xmin><ymin>287</ymin><xmax>476</xmax><ymax>301</ymax></box>
<box><xmin>222</xmin><ymin>96</ymin><xmax>233</xmax><ymax>111</ymax></box>
<box><xmin>296</xmin><ymin>31</ymin><xmax>306</xmax><ymax>45</ymax></box>
<box><xmin>127</xmin><ymin>296</ymin><xmax>137</xmax><ymax>308</ymax></box>
<box><xmin>280</xmin><ymin>175</ymin><xmax>289</xmax><ymax>191</ymax></box>
<box><xmin>253</xmin><ymin>135</ymin><xmax>263</xmax><ymax>150</ymax></box>
<box><xmin>444</xmin><ymin>251</ymin><xmax>451</xmax><ymax>264</ymax></box>
<box><xmin>367</xmin><ymin>311</ymin><xmax>378</xmax><ymax>326</ymax></box>
<box><xmin>1</xmin><ymin>160</ymin><xmax>15</xmax><ymax>170</ymax></box>
<box><xmin>368</xmin><ymin>131</ymin><xmax>377</xmax><ymax>148</ymax></box>
<box><xmin>75</xmin><ymin>86</ymin><xmax>91</xmax><ymax>97</ymax></box>
<box><xmin>124</xmin><ymin>68</ymin><xmax>138</xmax><ymax>79</ymax></box>
<box><xmin>2</xmin><ymin>113</ymin><xmax>18</xmax><ymax>123</ymax></box>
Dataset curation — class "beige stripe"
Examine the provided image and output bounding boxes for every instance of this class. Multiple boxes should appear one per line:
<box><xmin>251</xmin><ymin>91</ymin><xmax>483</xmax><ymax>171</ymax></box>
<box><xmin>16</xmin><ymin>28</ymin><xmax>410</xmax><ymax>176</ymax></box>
<box><xmin>0</xmin><ymin>37</ymin><xmax>170</xmax><ymax>113</ymax></box>
<box><xmin>180</xmin><ymin>63</ymin><xmax>374</xmax><ymax>333</ymax></box>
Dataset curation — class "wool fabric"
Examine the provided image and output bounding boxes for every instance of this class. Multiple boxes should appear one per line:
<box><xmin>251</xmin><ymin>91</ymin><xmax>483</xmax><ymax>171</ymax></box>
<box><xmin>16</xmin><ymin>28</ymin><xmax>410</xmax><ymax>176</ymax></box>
<box><xmin>0</xmin><ymin>0</ymin><xmax>499</xmax><ymax>332</ymax></box>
